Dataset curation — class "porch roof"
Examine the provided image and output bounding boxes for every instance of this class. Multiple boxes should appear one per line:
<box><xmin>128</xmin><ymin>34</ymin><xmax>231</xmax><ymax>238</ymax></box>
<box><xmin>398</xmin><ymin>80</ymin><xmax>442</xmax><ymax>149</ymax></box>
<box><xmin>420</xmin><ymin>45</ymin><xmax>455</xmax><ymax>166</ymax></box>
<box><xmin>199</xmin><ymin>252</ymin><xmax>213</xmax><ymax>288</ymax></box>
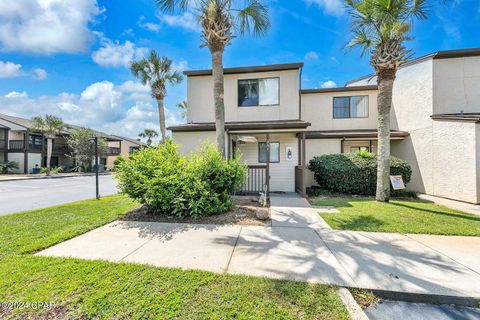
<box><xmin>169</xmin><ymin>120</ymin><xmax>311</xmax><ymax>132</ymax></box>
<box><xmin>431</xmin><ymin>113</ymin><xmax>480</xmax><ymax>123</ymax></box>
<box><xmin>303</xmin><ymin>129</ymin><xmax>409</xmax><ymax>139</ymax></box>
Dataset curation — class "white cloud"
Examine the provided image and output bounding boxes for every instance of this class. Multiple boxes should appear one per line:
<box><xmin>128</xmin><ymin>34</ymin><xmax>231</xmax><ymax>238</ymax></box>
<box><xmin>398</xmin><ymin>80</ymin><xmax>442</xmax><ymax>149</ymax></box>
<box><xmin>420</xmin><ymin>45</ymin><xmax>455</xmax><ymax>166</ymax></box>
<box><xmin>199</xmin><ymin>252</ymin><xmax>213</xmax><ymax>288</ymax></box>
<box><xmin>0</xmin><ymin>61</ymin><xmax>23</xmax><ymax>78</ymax></box>
<box><xmin>161</xmin><ymin>12</ymin><xmax>200</xmax><ymax>32</ymax></box>
<box><xmin>0</xmin><ymin>80</ymin><xmax>182</xmax><ymax>139</ymax></box>
<box><xmin>330</xmin><ymin>56</ymin><xmax>339</xmax><ymax>64</ymax></box>
<box><xmin>304</xmin><ymin>51</ymin><xmax>319</xmax><ymax>60</ymax></box>
<box><xmin>172</xmin><ymin>60</ymin><xmax>189</xmax><ymax>72</ymax></box>
<box><xmin>5</xmin><ymin>91</ymin><xmax>27</xmax><ymax>98</ymax></box>
<box><xmin>92</xmin><ymin>35</ymin><xmax>148</xmax><ymax>68</ymax></box>
<box><xmin>305</xmin><ymin>0</ymin><xmax>345</xmax><ymax>16</ymax></box>
<box><xmin>320</xmin><ymin>80</ymin><xmax>337</xmax><ymax>88</ymax></box>
<box><xmin>137</xmin><ymin>16</ymin><xmax>161</xmax><ymax>32</ymax></box>
<box><xmin>32</xmin><ymin>68</ymin><xmax>47</xmax><ymax>80</ymax></box>
<box><xmin>0</xmin><ymin>0</ymin><xmax>102</xmax><ymax>54</ymax></box>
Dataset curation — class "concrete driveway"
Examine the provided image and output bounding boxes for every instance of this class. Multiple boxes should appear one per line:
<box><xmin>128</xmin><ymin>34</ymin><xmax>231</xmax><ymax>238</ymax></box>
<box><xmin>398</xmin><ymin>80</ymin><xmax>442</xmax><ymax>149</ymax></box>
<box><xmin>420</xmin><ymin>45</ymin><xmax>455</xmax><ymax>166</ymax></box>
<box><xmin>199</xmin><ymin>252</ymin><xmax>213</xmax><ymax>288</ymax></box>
<box><xmin>0</xmin><ymin>175</ymin><xmax>118</xmax><ymax>215</ymax></box>
<box><xmin>37</xmin><ymin>193</ymin><xmax>480</xmax><ymax>300</ymax></box>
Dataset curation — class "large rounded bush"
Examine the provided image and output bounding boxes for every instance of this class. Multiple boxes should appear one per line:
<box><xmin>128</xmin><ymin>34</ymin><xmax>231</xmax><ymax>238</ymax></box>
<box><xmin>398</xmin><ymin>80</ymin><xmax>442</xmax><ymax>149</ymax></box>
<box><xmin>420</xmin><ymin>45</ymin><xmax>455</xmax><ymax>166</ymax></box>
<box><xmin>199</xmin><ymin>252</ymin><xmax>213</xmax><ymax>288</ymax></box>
<box><xmin>115</xmin><ymin>140</ymin><xmax>246</xmax><ymax>218</ymax></box>
<box><xmin>308</xmin><ymin>152</ymin><xmax>412</xmax><ymax>195</ymax></box>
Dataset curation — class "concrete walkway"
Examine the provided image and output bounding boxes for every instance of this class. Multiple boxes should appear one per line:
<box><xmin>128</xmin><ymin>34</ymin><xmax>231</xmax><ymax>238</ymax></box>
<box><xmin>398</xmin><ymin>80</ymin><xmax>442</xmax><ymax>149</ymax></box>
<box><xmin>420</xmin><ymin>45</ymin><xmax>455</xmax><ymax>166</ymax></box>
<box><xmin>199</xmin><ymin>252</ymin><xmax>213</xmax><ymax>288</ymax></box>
<box><xmin>38</xmin><ymin>193</ymin><xmax>480</xmax><ymax>300</ymax></box>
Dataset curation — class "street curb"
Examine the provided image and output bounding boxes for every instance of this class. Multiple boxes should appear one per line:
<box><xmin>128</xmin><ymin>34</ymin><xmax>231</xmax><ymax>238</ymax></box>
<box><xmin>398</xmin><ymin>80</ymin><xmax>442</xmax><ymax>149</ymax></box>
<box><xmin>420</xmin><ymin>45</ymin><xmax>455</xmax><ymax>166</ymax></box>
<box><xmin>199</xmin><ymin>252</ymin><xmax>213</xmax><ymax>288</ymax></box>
<box><xmin>367</xmin><ymin>289</ymin><xmax>480</xmax><ymax>308</ymax></box>
<box><xmin>0</xmin><ymin>172</ymin><xmax>112</xmax><ymax>182</ymax></box>
<box><xmin>337</xmin><ymin>287</ymin><xmax>369</xmax><ymax>320</ymax></box>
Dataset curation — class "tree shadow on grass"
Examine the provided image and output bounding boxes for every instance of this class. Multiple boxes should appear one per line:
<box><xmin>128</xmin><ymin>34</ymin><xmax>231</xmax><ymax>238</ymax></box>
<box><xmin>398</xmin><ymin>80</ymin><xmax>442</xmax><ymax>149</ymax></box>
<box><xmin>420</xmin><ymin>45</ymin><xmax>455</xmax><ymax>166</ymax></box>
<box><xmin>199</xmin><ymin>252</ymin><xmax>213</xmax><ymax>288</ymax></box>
<box><xmin>391</xmin><ymin>202</ymin><xmax>480</xmax><ymax>223</ymax></box>
<box><xmin>332</xmin><ymin>215</ymin><xmax>386</xmax><ymax>231</ymax></box>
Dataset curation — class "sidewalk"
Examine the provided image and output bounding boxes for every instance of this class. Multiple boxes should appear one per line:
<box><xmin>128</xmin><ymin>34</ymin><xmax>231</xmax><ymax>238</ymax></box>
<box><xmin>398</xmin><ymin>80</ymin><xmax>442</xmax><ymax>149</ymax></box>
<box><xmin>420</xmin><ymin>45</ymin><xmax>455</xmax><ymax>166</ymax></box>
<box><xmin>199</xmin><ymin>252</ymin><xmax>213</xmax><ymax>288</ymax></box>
<box><xmin>37</xmin><ymin>193</ymin><xmax>480</xmax><ymax>301</ymax></box>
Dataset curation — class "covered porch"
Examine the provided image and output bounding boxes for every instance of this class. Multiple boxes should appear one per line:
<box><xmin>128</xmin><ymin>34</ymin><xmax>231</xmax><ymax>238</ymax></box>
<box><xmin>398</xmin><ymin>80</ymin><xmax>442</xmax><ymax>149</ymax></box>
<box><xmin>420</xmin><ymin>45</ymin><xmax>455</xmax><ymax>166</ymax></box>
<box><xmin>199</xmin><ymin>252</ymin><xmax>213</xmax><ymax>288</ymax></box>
<box><xmin>227</xmin><ymin>129</ymin><xmax>309</xmax><ymax>197</ymax></box>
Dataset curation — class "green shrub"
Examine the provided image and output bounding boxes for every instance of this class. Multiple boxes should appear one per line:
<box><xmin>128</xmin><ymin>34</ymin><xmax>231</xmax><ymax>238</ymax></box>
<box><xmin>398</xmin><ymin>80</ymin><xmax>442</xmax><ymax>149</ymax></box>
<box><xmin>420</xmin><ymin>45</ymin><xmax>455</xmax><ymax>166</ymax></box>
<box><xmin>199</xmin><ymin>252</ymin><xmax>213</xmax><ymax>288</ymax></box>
<box><xmin>115</xmin><ymin>139</ymin><xmax>246</xmax><ymax>218</ymax></box>
<box><xmin>308</xmin><ymin>153</ymin><xmax>412</xmax><ymax>196</ymax></box>
<box><xmin>0</xmin><ymin>160</ymin><xmax>19</xmax><ymax>173</ymax></box>
<box><xmin>112</xmin><ymin>155</ymin><xmax>126</xmax><ymax>171</ymax></box>
<box><xmin>356</xmin><ymin>149</ymin><xmax>375</xmax><ymax>159</ymax></box>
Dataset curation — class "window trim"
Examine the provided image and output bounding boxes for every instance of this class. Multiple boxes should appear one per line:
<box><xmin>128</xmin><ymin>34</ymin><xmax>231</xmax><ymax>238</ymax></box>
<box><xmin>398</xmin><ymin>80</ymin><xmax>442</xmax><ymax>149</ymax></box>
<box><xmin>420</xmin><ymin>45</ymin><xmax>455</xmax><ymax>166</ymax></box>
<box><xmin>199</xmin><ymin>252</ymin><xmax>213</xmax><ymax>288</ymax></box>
<box><xmin>258</xmin><ymin>141</ymin><xmax>280</xmax><ymax>163</ymax></box>
<box><xmin>333</xmin><ymin>95</ymin><xmax>369</xmax><ymax>119</ymax></box>
<box><xmin>238</xmin><ymin>77</ymin><xmax>280</xmax><ymax>107</ymax></box>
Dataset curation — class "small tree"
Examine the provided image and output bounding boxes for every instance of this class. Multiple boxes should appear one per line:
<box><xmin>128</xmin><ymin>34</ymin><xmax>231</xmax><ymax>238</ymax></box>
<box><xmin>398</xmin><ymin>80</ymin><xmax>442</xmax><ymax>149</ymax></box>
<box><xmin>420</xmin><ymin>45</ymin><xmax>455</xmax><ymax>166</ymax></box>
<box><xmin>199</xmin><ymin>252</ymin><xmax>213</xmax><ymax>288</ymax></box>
<box><xmin>131</xmin><ymin>52</ymin><xmax>183</xmax><ymax>141</ymax></box>
<box><xmin>31</xmin><ymin>115</ymin><xmax>66</xmax><ymax>176</ymax></box>
<box><xmin>0</xmin><ymin>160</ymin><xmax>19</xmax><ymax>174</ymax></box>
<box><xmin>138</xmin><ymin>129</ymin><xmax>159</xmax><ymax>146</ymax></box>
<box><xmin>66</xmin><ymin>128</ymin><xmax>108</xmax><ymax>172</ymax></box>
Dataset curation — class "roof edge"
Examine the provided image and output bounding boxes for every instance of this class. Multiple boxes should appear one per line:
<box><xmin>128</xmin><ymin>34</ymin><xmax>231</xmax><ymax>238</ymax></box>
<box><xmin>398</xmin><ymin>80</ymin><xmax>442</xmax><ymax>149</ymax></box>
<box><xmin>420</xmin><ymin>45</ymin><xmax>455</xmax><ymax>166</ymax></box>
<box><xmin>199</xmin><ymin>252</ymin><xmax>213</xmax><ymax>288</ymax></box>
<box><xmin>184</xmin><ymin>62</ymin><xmax>304</xmax><ymax>77</ymax></box>
<box><xmin>301</xmin><ymin>85</ymin><xmax>377</xmax><ymax>94</ymax></box>
<box><xmin>431</xmin><ymin>113</ymin><xmax>480</xmax><ymax>123</ymax></box>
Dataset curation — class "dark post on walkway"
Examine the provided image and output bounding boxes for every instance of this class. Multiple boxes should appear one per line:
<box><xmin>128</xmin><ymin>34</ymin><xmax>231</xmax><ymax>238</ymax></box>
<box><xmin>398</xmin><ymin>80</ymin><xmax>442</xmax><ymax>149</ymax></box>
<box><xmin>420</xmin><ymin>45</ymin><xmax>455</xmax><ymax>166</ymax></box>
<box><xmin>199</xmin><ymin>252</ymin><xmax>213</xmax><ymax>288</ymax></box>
<box><xmin>89</xmin><ymin>136</ymin><xmax>100</xmax><ymax>200</ymax></box>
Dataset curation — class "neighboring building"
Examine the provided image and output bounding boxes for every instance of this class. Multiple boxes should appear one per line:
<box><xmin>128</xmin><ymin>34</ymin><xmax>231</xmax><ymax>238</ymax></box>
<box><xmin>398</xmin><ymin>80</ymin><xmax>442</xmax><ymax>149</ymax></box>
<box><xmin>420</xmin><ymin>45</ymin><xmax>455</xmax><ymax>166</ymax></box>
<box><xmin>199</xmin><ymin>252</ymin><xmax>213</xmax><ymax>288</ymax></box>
<box><xmin>170</xmin><ymin>48</ymin><xmax>480</xmax><ymax>204</ymax></box>
<box><xmin>0</xmin><ymin>113</ymin><xmax>132</xmax><ymax>174</ymax></box>
<box><xmin>105</xmin><ymin>135</ymin><xmax>147</xmax><ymax>168</ymax></box>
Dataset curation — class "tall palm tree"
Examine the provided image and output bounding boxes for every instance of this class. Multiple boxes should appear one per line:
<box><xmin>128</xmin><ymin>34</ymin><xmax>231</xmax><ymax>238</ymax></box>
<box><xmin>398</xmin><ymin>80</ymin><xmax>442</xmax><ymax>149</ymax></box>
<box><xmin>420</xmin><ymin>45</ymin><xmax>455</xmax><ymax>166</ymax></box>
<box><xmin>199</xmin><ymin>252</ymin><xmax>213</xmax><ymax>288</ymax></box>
<box><xmin>155</xmin><ymin>0</ymin><xmax>270</xmax><ymax>157</ymax></box>
<box><xmin>138</xmin><ymin>129</ymin><xmax>159</xmax><ymax>146</ymax></box>
<box><xmin>131</xmin><ymin>51</ymin><xmax>183</xmax><ymax>141</ymax></box>
<box><xmin>345</xmin><ymin>0</ymin><xmax>432</xmax><ymax>202</ymax></box>
<box><xmin>31</xmin><ymin>115</ymin><xmax>66</xmax><ymax>176</ymax></box>
<box><xmin>177</xmin><ymin>100</ymin><xmax>188</xmax><ymax>119</ymax></box>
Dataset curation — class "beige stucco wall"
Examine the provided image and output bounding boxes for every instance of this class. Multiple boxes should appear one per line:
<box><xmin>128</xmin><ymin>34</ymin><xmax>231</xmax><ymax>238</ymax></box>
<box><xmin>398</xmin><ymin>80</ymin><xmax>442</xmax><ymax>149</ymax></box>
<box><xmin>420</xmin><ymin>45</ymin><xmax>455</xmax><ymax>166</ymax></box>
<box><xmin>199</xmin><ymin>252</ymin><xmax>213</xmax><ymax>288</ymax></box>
<box><xmin>301</xmin><ymin>90</ymin><xmax>378</xmax><ymax>130</ymax></box>
<box><xmin>237</xmin><ymin>134</ymin><xmax>298</xmax><ymax>192</ymax></box>
<box><xmin>433</xmin><ymin>57</ymin><xmax>480</xmax><ymax>114</ymax></box>
<box><xmin>8</xmin><ymin>130</ymin><xmax>24</xmax><ymax>141</ymax></box>
<box><xmin>106</xmin><ymin>140</ymin><xmax>142</xmax><ymax>167</ymax></box>
<box><xmin>187</xmin><ymin>69</ymin><xmax>300</xmax><ymax>123</ymax></box>
<box><xmin>172</xmin><ymin>131</ymin><xmax>218</xmax><ymax>155</ymax></box>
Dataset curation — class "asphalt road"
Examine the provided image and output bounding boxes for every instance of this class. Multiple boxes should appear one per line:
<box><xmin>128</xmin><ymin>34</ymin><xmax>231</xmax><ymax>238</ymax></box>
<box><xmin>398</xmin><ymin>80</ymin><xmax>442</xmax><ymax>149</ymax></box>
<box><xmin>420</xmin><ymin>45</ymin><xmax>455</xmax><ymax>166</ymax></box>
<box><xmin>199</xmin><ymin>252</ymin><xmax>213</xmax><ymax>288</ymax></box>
<box><xmin>0</xmin><ymin>175</ymin><xmax>119</xmax><ymax>216</ymax></box>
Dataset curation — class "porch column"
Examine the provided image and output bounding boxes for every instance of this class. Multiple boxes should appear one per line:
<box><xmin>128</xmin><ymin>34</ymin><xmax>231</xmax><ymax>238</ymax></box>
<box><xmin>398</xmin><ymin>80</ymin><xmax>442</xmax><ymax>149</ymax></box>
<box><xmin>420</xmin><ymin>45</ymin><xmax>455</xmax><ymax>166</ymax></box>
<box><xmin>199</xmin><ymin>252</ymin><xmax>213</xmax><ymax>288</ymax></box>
<box><xmin>24</xmin><ymin>130</ymin><xmax>29</xmax><ymax>174</ymax></box>
<box><xmin>227</xmin><ymin>131</ymin><xmax>232</xmax><ymax>160</ymax></box>
<box><xmin>265</xmin><ymin>133</ymin><xmax>270</xmax><ymax>196</ymax></box>
<box><xmin>301</xmin><ymin>132</ymin><xmax>306</xmax><ymax>197</ymax></box>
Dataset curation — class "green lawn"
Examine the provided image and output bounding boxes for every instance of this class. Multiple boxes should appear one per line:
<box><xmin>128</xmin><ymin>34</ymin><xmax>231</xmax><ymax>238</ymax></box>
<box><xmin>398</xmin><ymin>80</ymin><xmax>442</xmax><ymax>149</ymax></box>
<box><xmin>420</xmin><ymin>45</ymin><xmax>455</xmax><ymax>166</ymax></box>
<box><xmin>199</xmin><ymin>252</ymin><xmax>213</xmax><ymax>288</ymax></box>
<box><xmin>0</xmin><ymin>195</ymin><xmax>348</xmax><ymax>320</ymax></box>
<box><xmin>311</xmin><ymin>197</ymin><xmax>480</xmax><ymax>236</ymax></box>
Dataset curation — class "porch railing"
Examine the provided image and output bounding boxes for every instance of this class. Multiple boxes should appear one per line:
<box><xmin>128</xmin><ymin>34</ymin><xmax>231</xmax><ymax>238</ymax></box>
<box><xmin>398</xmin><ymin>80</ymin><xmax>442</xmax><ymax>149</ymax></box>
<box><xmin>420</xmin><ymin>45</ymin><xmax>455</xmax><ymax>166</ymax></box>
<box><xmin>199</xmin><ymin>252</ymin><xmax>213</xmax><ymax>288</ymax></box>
<box><xmin>107</xmin><ymin>147</ymin><xmax>121</xmax><ymax>156</ymax></box>
<box><xmin>238</xmin><ymin>165</ymin><xmax>267</xmax><ymax>195</ymax></box>
<box><xmin>9</xmin><ymin>140</ymin><xmax>25</xmax><ymax>151</ymax></box>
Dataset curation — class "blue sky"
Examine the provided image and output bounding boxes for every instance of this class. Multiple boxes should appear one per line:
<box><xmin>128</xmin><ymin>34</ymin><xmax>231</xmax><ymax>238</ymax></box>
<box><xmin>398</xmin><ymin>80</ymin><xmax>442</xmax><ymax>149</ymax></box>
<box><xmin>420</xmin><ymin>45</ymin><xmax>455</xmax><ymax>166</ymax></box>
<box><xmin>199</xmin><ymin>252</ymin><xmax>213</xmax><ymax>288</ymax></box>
<box><xmin>0</xmin><ymin>0</ymin><xmax>478</xmax><ymax>137</ymax></box>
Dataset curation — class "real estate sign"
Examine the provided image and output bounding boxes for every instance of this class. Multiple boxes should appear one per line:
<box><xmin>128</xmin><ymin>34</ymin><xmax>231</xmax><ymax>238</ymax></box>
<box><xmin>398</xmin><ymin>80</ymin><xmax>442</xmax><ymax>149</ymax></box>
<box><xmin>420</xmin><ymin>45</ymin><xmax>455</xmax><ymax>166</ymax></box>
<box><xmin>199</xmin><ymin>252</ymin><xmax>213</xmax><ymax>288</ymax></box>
<box><xmin>390</xmin><ymin>175</ymin><xmax>406</xmax><ymax>190</ymax></box>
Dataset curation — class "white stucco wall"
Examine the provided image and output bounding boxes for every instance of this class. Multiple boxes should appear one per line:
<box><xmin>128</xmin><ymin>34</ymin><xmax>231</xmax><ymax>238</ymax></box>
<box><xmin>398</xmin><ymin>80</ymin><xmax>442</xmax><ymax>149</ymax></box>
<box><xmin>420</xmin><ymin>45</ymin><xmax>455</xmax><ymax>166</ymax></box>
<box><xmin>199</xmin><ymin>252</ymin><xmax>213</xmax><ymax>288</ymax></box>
<box><xmin>7</xmin><ymin>153</ymin><xmax>24</xmax><ymax>173</ymax></box>
<box><xmin>237</xmin><ymin>134</ymin><xmax>298</xmax><ymax>192</ymax></box>
<box><xmin>28</xmin><ymin>153</ymin><xmax>42</xmax><ymax>173</ymax></box>
<box><xmin>433</xmin><ymin>57</ymin><xmax>480</xmax><ymax>114</ymax></box>
<box><xmin>431</xmin><ymin>121</ymin><xmax>478</xmax><ymax>203</ymax></box>
<box><xmin>187</xmin><ymin>69</ymin><xmax>300</xmax><ymax>123</ymax></box>
<box><xmin>301</xmin><ymin>90</ymin><xmax>378</xmax><ymax>131</ymax></box>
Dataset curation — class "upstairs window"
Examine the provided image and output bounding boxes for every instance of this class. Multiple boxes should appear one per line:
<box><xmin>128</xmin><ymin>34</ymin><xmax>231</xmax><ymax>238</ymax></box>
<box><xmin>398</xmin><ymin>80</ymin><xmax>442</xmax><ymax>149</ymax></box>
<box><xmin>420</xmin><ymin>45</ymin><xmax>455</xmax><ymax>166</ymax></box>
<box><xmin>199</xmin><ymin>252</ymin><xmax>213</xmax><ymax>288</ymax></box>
<box><xmin>238</xmin><ymin>78</ymin><xmax>279</xmax><ymax>107</ymax></box>
<box><xmin>333</xmin><ymin>96</ymin><xmax>369</xmax><ymax>118</ymax></box>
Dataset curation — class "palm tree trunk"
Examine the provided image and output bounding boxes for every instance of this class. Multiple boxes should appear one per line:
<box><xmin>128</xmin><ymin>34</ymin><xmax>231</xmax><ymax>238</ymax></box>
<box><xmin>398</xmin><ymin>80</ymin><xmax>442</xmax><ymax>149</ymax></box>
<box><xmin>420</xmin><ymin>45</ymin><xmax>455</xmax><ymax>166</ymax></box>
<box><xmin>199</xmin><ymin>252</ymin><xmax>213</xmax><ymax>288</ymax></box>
<box><xmin>46</xmin><ymin>138</ymin><xmax>53</xmax><ymax>176</ymax></box>
<box><xmin>157</xmin><ymin>98</ymin><xmax>167</xmax><ymax>141</ymax></box>
<box><xmin>211</xmin><ymin>50</ymin><xmax>226</xmax><ymax>157</ymax></box>
<box><xmin>376</xmin><ymin>72</ymin><xmax>395</xmax><ymax>202</ymax></box>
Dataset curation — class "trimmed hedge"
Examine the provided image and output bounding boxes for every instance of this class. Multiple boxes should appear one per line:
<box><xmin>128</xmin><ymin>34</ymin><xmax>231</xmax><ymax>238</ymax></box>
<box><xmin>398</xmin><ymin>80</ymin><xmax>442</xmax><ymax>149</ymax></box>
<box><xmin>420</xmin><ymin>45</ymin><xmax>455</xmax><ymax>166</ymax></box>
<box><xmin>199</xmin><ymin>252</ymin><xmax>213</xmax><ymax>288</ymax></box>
<box><xmin>308</xmin><ymin>152</ymin><xmax>412</xmax><ymax>195</ymax></box>
<box><xmin>115</xmin><ymin>140</ymin><xmax>246</xmax><ymax>218</ymax></box>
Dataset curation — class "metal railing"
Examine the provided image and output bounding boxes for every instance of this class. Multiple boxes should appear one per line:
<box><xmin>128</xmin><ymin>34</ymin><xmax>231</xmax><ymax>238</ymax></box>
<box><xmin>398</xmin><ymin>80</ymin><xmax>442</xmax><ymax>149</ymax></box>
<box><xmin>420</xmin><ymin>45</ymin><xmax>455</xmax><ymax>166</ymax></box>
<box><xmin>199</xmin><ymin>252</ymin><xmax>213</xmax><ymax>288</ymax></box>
<box><xmin>52</xmin><ymin>143</ymin><xmax>71</xmax><ymax>154</ymax></box>
<box><xmin>107</xmin><ymin>147</ymin><xmax>121</xmax><ymax>156</ymax></box>
<box><xmin>9</xmin><ymin>140</ymin><xmax>25</xmax><ymax>150</ymax></box>
<box><xmin>238</xmin><ymin>165</ymin><xmax>267</xmax><ymax>195</ymax></box>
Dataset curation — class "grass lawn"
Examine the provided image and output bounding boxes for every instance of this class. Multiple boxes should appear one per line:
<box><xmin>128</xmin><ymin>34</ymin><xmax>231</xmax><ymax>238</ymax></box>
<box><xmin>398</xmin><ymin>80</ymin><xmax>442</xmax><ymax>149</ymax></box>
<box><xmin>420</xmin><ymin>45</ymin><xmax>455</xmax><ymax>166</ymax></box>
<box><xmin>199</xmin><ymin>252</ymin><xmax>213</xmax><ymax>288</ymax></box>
<box><xmin>0</xmin><ymin>195</ymin><xmax>348</xmax><ymax>320</ymax></box>
<box><xmin>311</xmin><ymin>197</ymin><xmax>480</xmax><ymax>236</ymax></box>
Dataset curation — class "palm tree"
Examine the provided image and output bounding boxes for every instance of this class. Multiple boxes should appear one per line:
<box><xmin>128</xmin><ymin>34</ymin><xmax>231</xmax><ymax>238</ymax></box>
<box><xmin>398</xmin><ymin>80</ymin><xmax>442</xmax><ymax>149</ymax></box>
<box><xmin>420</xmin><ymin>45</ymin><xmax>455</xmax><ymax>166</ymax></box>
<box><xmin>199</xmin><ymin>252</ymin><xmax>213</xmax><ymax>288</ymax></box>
<box><xmin>177</xmin><ymin>100</ymin><xmax>188</xmax><ymax>119</ymax></box>
<box><xmin>155</xmin><ymin>0</ymin><xmax>270</xmax><ymax>157</ymax></box>
<box><xmin>131</xmin><ymin>51</ymin><xmax>183</xmax><ymax>141</ymax></box>
<box><xmin>31</xmin><ymin>115</ymin><xmax>66</xmax><ymax>176</ymax></box>
<box><xmin>139</xmin><ymin>129</ymin><xmax>159</xmax><ymax>146</ymax></box>
<box><xmin>345</xmin><ymin>0</ymin><xmax>432</xmax><ymax>202</ymax></box>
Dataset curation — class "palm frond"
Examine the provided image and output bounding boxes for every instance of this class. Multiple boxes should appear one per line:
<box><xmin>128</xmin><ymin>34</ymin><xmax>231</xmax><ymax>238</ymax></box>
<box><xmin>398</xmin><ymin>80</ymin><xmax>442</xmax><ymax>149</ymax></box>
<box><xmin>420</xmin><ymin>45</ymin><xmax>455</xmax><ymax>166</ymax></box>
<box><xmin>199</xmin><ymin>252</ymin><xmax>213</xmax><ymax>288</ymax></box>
<box><xmin>155</xmin><ymin>0</ymin><xmax>192</xmax><ymax>12</ymax></box>
<box><xmin>235</xmin><ymin>0</ymin><xmax>270</xmax><ymax>37</ymax></box>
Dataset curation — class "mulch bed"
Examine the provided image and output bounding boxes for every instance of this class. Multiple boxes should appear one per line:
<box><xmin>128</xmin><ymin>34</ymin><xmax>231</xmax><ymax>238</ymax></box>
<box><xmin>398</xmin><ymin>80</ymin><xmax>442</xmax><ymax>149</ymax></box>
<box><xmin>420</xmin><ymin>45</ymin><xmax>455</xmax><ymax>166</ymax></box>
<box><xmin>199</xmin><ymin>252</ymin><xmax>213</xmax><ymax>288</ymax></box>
<box><xmin>121</xmin><ymin>196</ymin><xmax>271</xmax><ymax>226</ymax></box>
